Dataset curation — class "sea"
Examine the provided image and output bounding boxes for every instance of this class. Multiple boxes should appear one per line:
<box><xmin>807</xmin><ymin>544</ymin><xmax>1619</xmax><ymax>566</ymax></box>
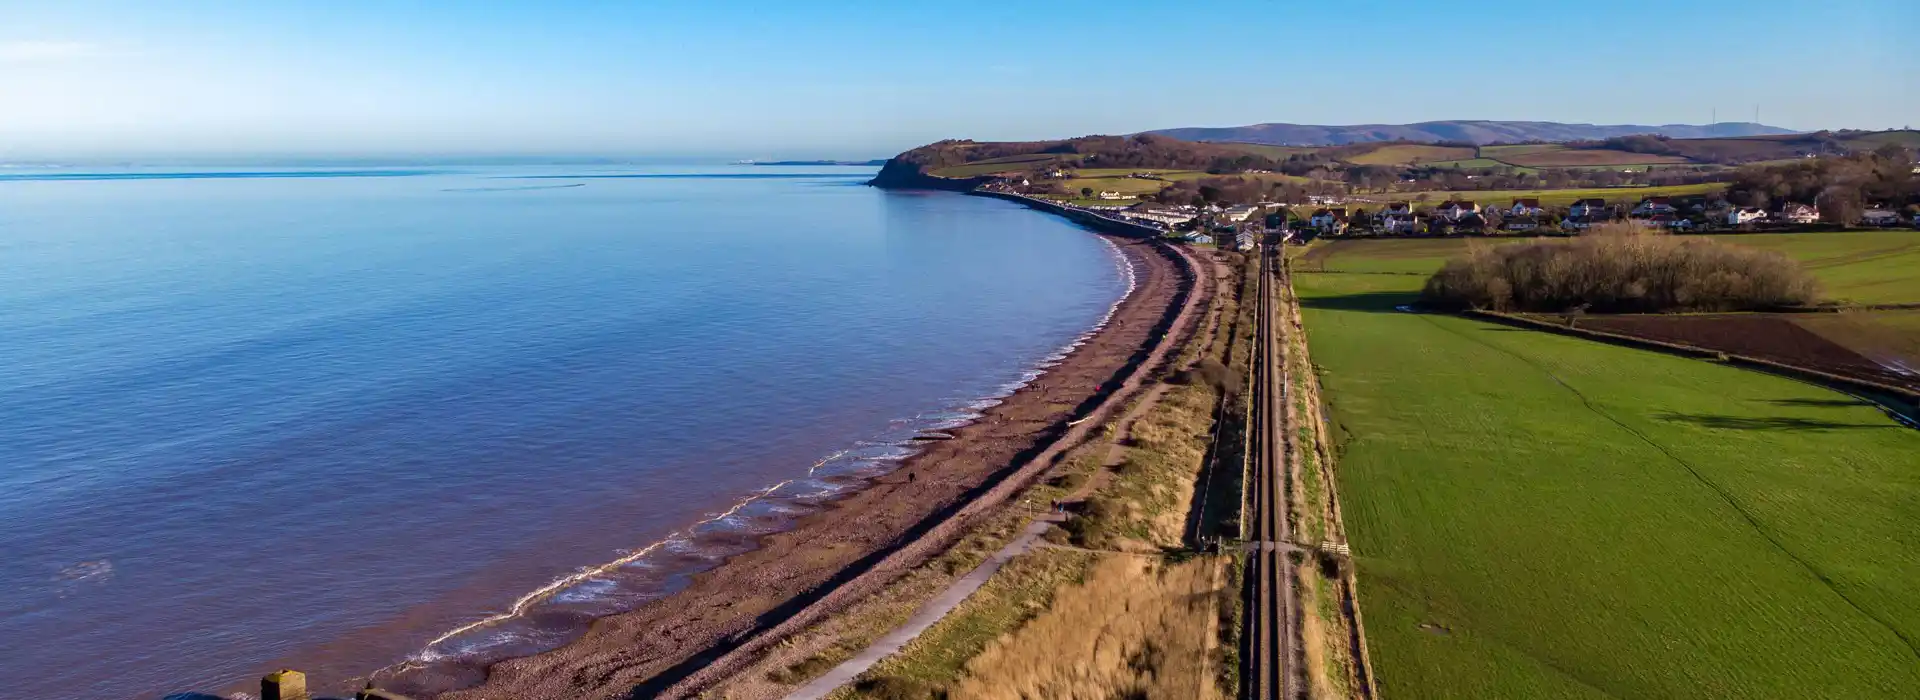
<box><xmin>0</xmin><ymin>163</ymin><xmax>1133</xmax><ymax>699</ymax></box>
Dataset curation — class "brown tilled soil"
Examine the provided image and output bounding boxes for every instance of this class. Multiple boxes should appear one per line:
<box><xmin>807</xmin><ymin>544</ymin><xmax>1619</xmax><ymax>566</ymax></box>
<box><xmin>422</xmin><ymin>236</ymin><xmax>1191</xmax><ymax>700</ymax></box>
<box><xmin>1568</xmin><ymin>314</ymin><xmax>1919</xmax><ymax>391</ymax></box>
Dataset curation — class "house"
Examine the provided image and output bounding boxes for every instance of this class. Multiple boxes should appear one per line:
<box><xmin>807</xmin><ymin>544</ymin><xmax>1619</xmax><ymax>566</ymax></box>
<box><xmin>1504</xmin><ymin>217</ymin><xmax>1540</xmax><ymax>232</ymax></box>
<box><xmin>1224</xmin><ymin>204</ymin><xmax>1260</xmax><ymax>222</ymax></box>
<box><xmin>1570</xmin><ymin>198</ymin><xmax>1609</xmax><ymax>219</ymax></box>
<box><xmin>1097</xmin><ymin>191</ymin><xmax>1129</xmax><ymax>200</ymax></box>
<box><xmin>1632</xmin><ymin>197</ymin><xmax>1676</xmax><ymax>217</ymax></box>
<box><xmin>1779</xmin><ymin>203</ymin><xmax>1820</xmax><ymax>224</ymax></box>
<box><xmin>1308</xmin><ymin>208</ymin><xmax>1349</xmax><ymax>232</ymax></box>
<box><xmin>1383</xmin><ymin>214</ymin><xmax>1418</xmax><ymax>234</ymax></box>
<box><xmin>1235</xmin><ymin>230</ymin><xmax>1256</xmax><ymax>251</ymax></box>
<box><xmin>1650</xmin><ymin>214</ymin><xmax>1694</xmax><ymax>230</ymax></box>
<box><xmin>1561</xmin><ymin>217</ymin><xmax>1597</xmax><ymax>232</ymax></box>
<box><xmin>1128</xmin><ymin>205</ymin><xmax>1196</xmax><ymax>227</ymax></box>
<box><xmin>1727</xmin><ymin>207</ymin><xmax>1767</xmax><ymax>226</ymax></box>
<box><xmin>1437</xmin><ymin>201</ymin><xmax>1481</xmax><ymax>221</ymax></box>
<box><xmin>1383</xmin><ymin>202</ymin><xmax>1414</xmax><ymax>217</ymax></box>
<box><xmin>1862</xmin><ymin>208</ymin><xmax>1901</xmax><ymax>226</ymax></box>
<box><xmin>1188</xmin><ymin>233</ymin><xmax>1214</xmax><ymax>245</ymax></box>
<box><xmin>1509</xmin><ymin>198</ymin><xmax>1544</xmax><ymax>217</ymax></box>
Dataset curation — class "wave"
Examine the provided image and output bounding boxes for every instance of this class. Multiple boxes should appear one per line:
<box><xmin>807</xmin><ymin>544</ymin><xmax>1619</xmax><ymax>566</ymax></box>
<box><xmin>372</xmin><ymin>233</ymin><xmax>1140</xmax><ymax>687</ymax></box>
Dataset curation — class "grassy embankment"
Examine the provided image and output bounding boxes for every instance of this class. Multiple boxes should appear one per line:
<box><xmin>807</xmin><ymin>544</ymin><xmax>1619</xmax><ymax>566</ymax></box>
<box><xmin>1277</xmin><ymin>260</ymin><xmax>1369</xmax><ymax>699</ymax></box>
<box><xmin>1290</xmin><ymin>238</ymin><xmax>1920</xmax><ymax>698</ymax></box>
<box><xmin>805</xmin><ymin>254</ymin><xmax>1258</xmax><ymax>699</ymax></box>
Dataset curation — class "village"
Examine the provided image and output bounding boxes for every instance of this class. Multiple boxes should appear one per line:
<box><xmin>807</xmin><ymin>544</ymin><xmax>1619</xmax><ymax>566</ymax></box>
<box><xmin>981</xmin><ymin>169</ymin><xmax>1920</xmax><ymax>248</ymax></box>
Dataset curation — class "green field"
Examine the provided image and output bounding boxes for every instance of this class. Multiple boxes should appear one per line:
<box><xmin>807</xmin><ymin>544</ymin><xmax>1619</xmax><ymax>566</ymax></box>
<box><xmin>929</xmin><ymin>153</ymin><xmax>1070</xmax><ymax>178</ymax></box>
<box><xmin>1295</xmin><ymin>231</ymin><xmax>1920</xmax><ymax>305</ymax></box>
<box><xmin>1378</xmin><ymin>183</ymin><xmax>1725</xmax><ymax>209</ymax></box>
<box><xmin>1704</xmin><ymin>231</ymin><xmax>1920</xmax><ymax>304</ymax></box>
<box><xmin>1294</xmin><ymin>261</ymin><xmax>1920</xmax><ymax>699</ymax></box>
<box><xmin>1494</xmin><ymin>148</ymin><xmax>1692</xmax><ymax>168</ymax></box>
<box><xmin>1347</xmin><ymin>144</ymin><xmax>1478</xmax><ymax>166</ymax></box>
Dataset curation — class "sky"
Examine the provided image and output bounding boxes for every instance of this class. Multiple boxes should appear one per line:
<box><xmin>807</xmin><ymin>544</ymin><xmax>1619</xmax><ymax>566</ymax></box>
<box><xmin>2</xmin><ymin>0</ymin><xmax>1915</xmax><ymax>160</ymax></box>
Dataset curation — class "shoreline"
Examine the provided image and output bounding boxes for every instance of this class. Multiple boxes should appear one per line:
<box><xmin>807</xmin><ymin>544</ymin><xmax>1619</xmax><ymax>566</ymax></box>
<box><xmin>353</xmin><ymin>221</ymin><xmax>1142</xmax><ymax>689</ymax></box>
<box><xmin>399</xmin><ymin>227</ymin><xmax>1193</xmax><ymax>699</ymax></box>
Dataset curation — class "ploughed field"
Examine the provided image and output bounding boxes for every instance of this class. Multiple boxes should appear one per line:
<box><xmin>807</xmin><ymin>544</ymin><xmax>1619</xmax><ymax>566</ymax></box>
<box><xmin>1292</xmin><ymin>261</ymin><xmax>1920</xmax><ymax>698</ymax></box>
<box><xmin>1566</xmin><ymin>313</ymin><xmax>1920</xmax><ymax>390</ymax></box>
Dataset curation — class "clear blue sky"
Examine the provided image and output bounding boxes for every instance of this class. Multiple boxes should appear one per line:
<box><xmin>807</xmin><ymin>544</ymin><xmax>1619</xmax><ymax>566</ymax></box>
<box><xmin>2</xmin><ymin>0</ymin><xmax>1914</xmax><ymax>159</ymax></box>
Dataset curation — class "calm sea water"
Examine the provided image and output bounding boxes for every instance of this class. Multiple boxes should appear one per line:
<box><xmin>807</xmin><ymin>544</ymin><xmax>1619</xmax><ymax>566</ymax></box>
<box><xmin>0</xmin><ymin>165</ymin><xmax>1130</xmax><ymax>699</ymax></box>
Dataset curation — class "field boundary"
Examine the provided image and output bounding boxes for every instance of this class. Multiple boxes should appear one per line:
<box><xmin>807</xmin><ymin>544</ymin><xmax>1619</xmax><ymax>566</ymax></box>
<box><xmin>1464</xmin><ymin>310</ymin><xmax>1920</xmax><ymax>420</ymax></box>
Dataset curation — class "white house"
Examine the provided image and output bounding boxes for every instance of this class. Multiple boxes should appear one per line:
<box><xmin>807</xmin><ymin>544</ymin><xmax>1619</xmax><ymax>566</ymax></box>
<box><xmin>1632</xmin><ymin>197</ymin><xmax>1677</xmax><ymax>217</ymax></box>
<box><xmin>1383</xmin><ymin>215</ymin><xmax>1418</xmax><ymax>234</ymax></box>
<box><xmin>1224</xmin><ymin>204</ymin><xmax>1260</xmax><ymax>222</ymax></box>
<box><xmin>1561</xmin><ymin>217</ymin><xmax>1597</xmax><ymax>232</ymax></box>
<box><xmin>1383</xmin><ymin>202</ymin><xmax>1414</xmax><ymax>217</ymax></box>
<box><xmin>1437</xmin><ymin>201</ymin><xmax>1481</xmax><ymax>222</ymax></box>
<box><xmin>1235</xmin><ymin>230</ymin><xmax>1256</xmax><ymax>251</ymax></box>
<box><xmin>1509</xmin><ymin>198</ymin><xmax>1544</xmax><ymax>217</ymax></box>
<box><xmin>1188</xmin><ymin>233</ymin><xmax>1214</xmax><ymax>245</ymax></box>
<box><xmin>1128</xmin><ymin>206</ymin><xmax>1196</xmax><ymax>227</ymax></box>
<box><xmin>1727</xmin><ymin>207</ymin><xmax>1767</xmax><ymax>226</ymax></box>
<box><xmin>1780</xmin><ymin>203</ymin><xmax>1820</xmax><ymax>224</ymax></box>
<box><xmin>1309</xmin><ymin>208</ymin><xmax>1349</xmax><ymax>231</ymax></box>
<box><xmin>1862</xmin><ymin>208</ymin><xmax>1902</xmax><ymax>226</ymax></box>
<box><xmin>1651</xmin><ymin>214</ymin><xmax>1693</xmax><ymax>231</ymax></box>
<box><xmin>1097</xmin><ymin>191</ymin><xmax>1129</xmax><ymax>200</ymax></box>
<box><xmin>1570</xmin><ymin>198</ymin><xmax>1608</xmax><ymax>219</ymax></box>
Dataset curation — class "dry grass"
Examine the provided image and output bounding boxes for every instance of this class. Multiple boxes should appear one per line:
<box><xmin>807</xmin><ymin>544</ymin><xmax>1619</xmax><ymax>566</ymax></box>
<box><xmin>832</xmin><ymin>549</ymin><xmax>1099</xmax><ymax>699</ymax></box>
<box><xmin>950</xmin><ymin>554</ymin><xmax>1231</xmax><ymax>700</ymax></box>
<box><xmin>712</xmin><ymin>511</ymin><xmax>1034</xmax><ymax>699</ymax></box>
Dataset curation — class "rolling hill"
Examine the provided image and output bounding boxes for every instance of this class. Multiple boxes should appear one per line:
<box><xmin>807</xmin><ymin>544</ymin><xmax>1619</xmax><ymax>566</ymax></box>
<box><xmin>1147</xmin><ymin>120</ymin><xmax>1796</xmax><ymax>146</ymax></box>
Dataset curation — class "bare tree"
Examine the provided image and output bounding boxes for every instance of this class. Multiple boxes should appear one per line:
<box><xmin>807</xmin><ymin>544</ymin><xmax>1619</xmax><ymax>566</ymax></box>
<box><xmin>1816</xmin><ymin>185</ymin><xmax>1864</xmax><ymax>226</ymax></box>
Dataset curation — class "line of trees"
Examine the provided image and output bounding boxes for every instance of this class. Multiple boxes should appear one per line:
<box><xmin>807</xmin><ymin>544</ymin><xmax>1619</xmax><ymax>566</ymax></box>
<box><xmin>1420</xmin><ymin>223</ymin><xmax>1820</xmax><ymax>313</ymax></box>
<box><xmin>1724</xmin><ymin>145</ymin><xmax>1919</xmax><ymax>225</ymax></box>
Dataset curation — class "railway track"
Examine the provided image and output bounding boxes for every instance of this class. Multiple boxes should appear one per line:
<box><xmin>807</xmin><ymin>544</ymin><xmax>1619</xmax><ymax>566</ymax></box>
<box><xmin>1245</xmin><ymin>243</ymin><xmax>1299</xmax><ymax>700</ymax></box>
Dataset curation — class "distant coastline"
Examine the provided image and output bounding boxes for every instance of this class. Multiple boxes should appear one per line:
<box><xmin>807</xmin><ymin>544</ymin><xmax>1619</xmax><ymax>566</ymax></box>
<box><xmin>738</xmin><ymin>159</ymin><xmax>887</xmax><ymax>166</ymax></box>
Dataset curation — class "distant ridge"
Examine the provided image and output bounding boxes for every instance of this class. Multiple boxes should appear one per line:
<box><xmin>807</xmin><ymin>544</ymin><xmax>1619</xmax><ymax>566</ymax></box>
<box><xmin>1145</xmin><ymin>120</ymin><xmax>1797</xmax><ymax>146</ymax></box>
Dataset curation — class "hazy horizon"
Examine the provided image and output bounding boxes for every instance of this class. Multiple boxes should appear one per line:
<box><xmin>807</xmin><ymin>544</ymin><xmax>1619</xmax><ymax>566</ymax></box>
<box><xmin>4</xmin><ymin>0</ymin><xmax>1915</xmax><ymax>159</ymax></box>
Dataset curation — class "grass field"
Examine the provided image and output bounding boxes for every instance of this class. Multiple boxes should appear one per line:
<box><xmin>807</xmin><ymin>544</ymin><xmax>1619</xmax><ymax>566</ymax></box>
<box><xmin>929</xmin><ymin>153</ymin><xmax>1070</xmax><ymax>178</ymax></box>
<box><xmin>1493</xmin><ymin>148</ymin><xmax>1693</xmax><ymax>168</ymax></box>
<box><xmin>1425</xmin><ymin>158</ymin><xmax>1526</xmax><ymax>171</ymax></box>
<box><xmin>1479</xmin><ymin>144</ymin><xmax>1562</xmax><ymax>157</ymax></box>
<box><xmin>1346</xmin><ymin>144</ymin><xmax>1478</xmax><ymax>166</ymax></box>
<box><xmin>1295</xmin><ymin>230</ymin><xmax>1920</xmax><ymax>305</ymax></box>
<box><xmin>1704</xmin><ymin>230</ymin><xmax>1920</xmax><ymax>304</ymax></box>
<box><xmin>1377</xmin><ymin>183</ymin><xmax>1724</xmax><ymax>209</ymax></box>
<box><xmin>1293</xmin><ymin>262</ymin><xmax>1920</xmax><ymax>699</ymax></box>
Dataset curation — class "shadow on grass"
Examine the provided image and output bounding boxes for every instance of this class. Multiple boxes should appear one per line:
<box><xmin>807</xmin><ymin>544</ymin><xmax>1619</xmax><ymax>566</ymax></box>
<box><xmin>1296</xmin><ymin>291</ymin><xmax>1421</xmax><ymax>314</ymax></box>
<box><xmin>1765</xmin><ymin>397</ymin><xmax>1873</xmax><ymax>409</ymax></box>
<box><xmin>1655</xmin><ymin>412</ymin><xmax>1895</xmax><ymax>431</ymax></box>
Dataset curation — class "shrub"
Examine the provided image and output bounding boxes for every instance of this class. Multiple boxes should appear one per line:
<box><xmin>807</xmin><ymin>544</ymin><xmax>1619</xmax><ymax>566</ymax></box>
<box><xmin>1420</xmin><ymin>224</ymin><xmax>1818</xmax><ymax>313</ymax></box>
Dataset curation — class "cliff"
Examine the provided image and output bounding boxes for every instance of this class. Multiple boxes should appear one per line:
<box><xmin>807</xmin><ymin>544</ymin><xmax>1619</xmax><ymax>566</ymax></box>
<box><xmin>866</xmin><ymin>157</ymin><xmax>989</xmax><ymax>190</ymax></box>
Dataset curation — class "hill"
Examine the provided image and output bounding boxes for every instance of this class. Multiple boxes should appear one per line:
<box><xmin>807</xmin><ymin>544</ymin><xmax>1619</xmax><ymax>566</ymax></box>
<box><xmin>1147</xmin><ymin>120</ymin><xmax>1796</xmax><ymax>146</ymax></box>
